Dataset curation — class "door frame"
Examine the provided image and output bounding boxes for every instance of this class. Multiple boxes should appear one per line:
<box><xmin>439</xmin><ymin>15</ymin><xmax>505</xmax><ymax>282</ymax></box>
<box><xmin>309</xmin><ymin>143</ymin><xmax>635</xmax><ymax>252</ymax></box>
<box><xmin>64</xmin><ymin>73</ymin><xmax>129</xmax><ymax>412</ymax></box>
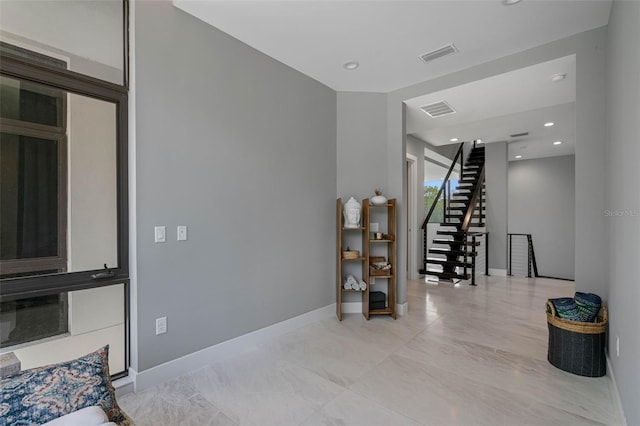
<box><xmin>406</xmin><ymin>153</ymin><xmax>418</xmax><ymax>280</ymax></box>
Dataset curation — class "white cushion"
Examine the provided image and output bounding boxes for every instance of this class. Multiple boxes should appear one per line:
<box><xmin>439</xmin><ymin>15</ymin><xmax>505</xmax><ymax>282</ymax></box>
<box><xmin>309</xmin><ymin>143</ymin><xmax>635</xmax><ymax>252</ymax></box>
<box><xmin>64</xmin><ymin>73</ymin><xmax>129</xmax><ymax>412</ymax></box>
<box><xmin>42</xmin><ymin>406</ymin><xmax>114</xmax><ymax>426</ymax></box>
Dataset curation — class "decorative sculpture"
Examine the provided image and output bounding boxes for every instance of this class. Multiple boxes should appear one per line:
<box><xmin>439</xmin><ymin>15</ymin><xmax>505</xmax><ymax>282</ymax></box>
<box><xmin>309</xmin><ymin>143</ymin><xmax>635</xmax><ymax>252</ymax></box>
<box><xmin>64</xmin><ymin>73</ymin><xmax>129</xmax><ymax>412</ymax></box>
<box><xmin>343</xmin><ymin>197</ymin><xmax>362</xmax><ymax>228</ymax></box>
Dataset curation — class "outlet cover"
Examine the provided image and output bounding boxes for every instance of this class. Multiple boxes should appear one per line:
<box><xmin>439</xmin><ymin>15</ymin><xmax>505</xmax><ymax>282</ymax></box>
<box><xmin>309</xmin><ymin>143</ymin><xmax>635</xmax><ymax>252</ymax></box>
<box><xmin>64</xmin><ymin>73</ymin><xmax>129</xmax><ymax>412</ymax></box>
<box><xmin>177</xmin><ymin>225</ymin><xmax>187</xmax><ymax>241</ymax></box>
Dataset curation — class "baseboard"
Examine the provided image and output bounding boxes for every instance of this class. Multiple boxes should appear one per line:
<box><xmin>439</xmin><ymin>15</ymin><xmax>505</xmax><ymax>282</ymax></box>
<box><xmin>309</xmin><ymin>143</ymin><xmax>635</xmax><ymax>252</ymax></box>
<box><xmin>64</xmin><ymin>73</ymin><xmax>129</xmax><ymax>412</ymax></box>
<box><xmin>396</xmin><ymin>302</ymin><xmax>408</xmax><ymax>316</ymax></box>
<box><xmin>113</xmin><ymin>372</ymin><xmax>136</xmax><ymax>397</ymax></box>
<box><xmin>134</xmin><ymin>304</ymin><xmax>334</xmax><ymax>391</ymax></box>
<box><xmin>606</xmin><ymin>354</ymin><xmax>628</xmax><ymax>426</ymax></box>
<box><xmin>489</xmin><ymin>268</ymin><xmax>507</xmax><ymax>276</ymax></box>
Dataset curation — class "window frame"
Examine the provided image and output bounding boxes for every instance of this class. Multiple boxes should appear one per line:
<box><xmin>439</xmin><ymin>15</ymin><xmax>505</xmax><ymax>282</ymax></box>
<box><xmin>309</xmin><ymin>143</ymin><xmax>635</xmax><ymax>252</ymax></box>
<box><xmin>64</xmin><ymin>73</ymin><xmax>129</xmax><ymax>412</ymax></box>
<box><xmin>0</xmin><ymin>52</ymin><xmax>129</xmax><ymax>302</ymax></box>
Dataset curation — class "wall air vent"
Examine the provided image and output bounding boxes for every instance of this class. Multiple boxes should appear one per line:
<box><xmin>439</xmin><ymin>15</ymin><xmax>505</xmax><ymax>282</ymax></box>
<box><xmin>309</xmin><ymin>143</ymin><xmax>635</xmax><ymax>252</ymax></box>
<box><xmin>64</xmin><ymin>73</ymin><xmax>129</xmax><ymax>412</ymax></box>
<box><xmin>510</xmin><ymin>132</ymin><xmax>530</xmax><ymax>138</ymax></box>
<box><xmin>419</xmin><ymin>44</ymin><xmax>458</xmax><ymax>64</ymax></box>
<box><xmin>420</xmin><ymin>101</ymin><xmax>456</xmax><ymax>118</ymax></box>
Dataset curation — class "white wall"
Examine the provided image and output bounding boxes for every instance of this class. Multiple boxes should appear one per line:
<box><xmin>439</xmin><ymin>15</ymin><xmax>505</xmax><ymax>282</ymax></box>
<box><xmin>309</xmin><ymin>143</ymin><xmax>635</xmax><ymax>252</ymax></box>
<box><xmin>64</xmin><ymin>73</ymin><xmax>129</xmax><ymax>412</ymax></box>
<box><xmin>508</xmin><ymin>155</ymin><xmax>575</xmax><ymax>280</ymax></box>
<box><xmin>68</xmin><ymin>94</ymin><xmax>118</xmax><ymax>272</ymax></box>
<box><xmin>605</xmin><ymin>1</ymin><xmax>640</xmax><ymax>424</ymax></box>
<box><xmin>0</xmin><ymin>0</ymin><xmax>123</xmax><ymax>83</ymax></box>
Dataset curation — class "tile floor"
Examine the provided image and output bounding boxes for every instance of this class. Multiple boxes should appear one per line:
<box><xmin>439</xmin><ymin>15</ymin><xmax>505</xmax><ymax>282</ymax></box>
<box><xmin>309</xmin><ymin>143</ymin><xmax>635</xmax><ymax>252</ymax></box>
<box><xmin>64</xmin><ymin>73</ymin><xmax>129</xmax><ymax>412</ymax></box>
<box><xmin>119</xmin><ymin>276</ymin><xmax>623</xmax><ymax>425</ymax></box>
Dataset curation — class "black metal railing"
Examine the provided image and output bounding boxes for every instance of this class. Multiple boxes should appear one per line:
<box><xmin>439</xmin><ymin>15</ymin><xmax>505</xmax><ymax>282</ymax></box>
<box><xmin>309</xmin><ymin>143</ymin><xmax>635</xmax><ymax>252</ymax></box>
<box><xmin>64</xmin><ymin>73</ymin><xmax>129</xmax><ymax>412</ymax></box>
<box><xmin>465</xmin><ymin>231</ymin><xmax>489</xmax><ymax>285</ymax></box>
<box><xmin>421</xmin><ymin>141</ymin><xmax>487</xmax><ymax>283</ymax></box>
<box><xmin>507</xmin><ymin>233</ymin><xmax>539</xmax><ymax>277</ymax></box>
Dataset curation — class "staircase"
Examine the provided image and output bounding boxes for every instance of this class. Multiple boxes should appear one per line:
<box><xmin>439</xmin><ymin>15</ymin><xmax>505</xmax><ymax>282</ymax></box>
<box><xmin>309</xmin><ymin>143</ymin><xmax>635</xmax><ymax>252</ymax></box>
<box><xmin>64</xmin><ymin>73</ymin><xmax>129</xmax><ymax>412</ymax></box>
<box><xmin>420</xmin><ymin>143</ymin><xmax>487</xmax><ymax>284</ymax></box>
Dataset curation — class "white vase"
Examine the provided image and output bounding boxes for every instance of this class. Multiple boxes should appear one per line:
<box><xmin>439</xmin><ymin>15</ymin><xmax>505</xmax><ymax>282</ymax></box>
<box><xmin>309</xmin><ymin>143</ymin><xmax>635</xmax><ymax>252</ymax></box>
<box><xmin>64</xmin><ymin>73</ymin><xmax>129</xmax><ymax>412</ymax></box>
<box><xmin>371</xmin><ymin>195</ymin><xmax>387</xmax><ymax>206</ymax></box>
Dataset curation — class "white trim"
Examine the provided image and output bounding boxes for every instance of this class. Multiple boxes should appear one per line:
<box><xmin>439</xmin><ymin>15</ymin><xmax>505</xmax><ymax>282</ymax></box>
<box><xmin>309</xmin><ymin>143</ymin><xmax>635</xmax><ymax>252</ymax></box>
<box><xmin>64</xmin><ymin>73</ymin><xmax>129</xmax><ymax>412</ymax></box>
<box><xmin>113</xmin><ymin>373</ymin><xmax>135</xmax><ymax>397</ymax></box>
<box><xmin>489</xmin><ymin>268</ymin><xmax>507</xmax><ymax>276</ymax></box>
<box><xmin>341</xmin><ymin>302</ymin><xmax>362</xmax><ymax>314</ymax></box>
<box><xmin>406</xmin><ymin>154</ymin><xmax>418</xmax><ymax>280</ymax></box>
<box><xmin>134</xmin><ymin>304</ymin><xmax>334</xmax><ymax>391</ymax></box>
<box><xmin>127</xmin><ymin>0</ymin><xmax>139</xmax><ymax>376</ymax></box>
<box><xmin>606</xmin><ymin>355</ymin><xmax>628</xmax><ymax>426</ymax></box>
<box><xmin>396</xmin><ymin>302</ymin><xmax>408</xmax><ymax>316</ymax></box>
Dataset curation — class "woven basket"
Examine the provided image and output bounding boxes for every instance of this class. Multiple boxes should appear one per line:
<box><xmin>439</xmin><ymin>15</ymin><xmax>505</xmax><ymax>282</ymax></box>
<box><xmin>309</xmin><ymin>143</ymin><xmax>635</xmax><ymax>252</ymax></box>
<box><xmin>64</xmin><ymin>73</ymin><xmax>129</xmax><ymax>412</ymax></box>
<box><xmin>342</xmin><ymin>250</ymin><xmax>360</xmax><ymax>260</ymax></box>
<box><xmin>546</xmin><ymin>301</ymin><xmax>607</xmax><ymax>377</ymax></box>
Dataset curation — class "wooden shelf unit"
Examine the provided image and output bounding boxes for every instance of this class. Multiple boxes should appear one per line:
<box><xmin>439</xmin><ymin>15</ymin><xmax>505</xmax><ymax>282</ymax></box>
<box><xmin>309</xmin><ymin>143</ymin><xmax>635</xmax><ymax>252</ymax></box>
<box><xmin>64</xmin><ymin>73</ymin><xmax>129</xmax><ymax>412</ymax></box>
<box><xmin>336</xmin><ymin>198</ymin><xmax>367</xmax><ymax>321</ymax></box>
<box><xmin>363</xmin><ymin>198</ymin><xmax>396</xmax><ymax>320</ymax></box>
<box><xmin>336</xmin><ymin>197</ymin><xmax>396</xmax><ymax>321</ymax></box>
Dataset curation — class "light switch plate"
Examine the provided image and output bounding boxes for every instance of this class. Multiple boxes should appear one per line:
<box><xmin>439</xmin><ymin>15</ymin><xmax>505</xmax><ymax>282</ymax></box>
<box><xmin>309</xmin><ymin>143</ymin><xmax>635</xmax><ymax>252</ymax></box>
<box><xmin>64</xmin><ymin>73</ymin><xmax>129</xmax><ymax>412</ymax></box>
<box><xmin>154</xmin><ymin>226</ymin><xmax>166</xmax><ymax>243</ymax></box>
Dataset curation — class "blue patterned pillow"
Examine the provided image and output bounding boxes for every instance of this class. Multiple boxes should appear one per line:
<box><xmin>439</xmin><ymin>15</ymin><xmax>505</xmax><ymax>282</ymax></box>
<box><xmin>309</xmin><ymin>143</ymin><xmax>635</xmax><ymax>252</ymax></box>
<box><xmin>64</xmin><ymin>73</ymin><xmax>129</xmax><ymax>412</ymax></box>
<box><xmin>0</xmin><ymin>346</ymin><xmax>128</xmax><ymax>425</ymax></box>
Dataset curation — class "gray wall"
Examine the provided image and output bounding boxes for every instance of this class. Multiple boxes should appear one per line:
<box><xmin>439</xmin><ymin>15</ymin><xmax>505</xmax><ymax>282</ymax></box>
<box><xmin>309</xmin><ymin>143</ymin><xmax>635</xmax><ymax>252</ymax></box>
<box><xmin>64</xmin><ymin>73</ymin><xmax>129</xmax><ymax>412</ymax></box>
<box><xmin>605</xmin><ymin>1</ymin><xmax>640</xmax><ymax>424</ymax></box>
<box><xmin>336</xmin><ymin>92</ymin><xmax>388</xmax><ymax>302</ymax></box>
<box><xmin>135</xmin><ymin>1</ymin><xmax>336</xmax><ymax>371</ymax></box>
<box><xmin>337</xmin><ymin>92</ymin><xmax>388</xmax><ymax>200</ymax></box>
<box><xmin>485</xmin><ymin>142</ymin><xmax>508</xmax><ymax>271</ymax></box>
<box><xmin>508</xmin><ymin>155</ymin><xmax>575</xmax><ymax>280</ymax></box>
<box><xmin>387</xmin><ymin>27</ymin><xmax>608</xmax><ymax>305</ymax></box>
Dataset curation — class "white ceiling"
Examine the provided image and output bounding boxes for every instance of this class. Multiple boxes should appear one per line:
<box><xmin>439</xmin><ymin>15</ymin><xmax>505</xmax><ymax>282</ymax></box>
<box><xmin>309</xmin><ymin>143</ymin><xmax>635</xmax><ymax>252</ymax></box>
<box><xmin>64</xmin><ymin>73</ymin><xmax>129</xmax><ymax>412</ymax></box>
<box><xmin>174</xmin><ymin>0</ymin><xmax>606</xmax><ymax>162</ymax></box>
<box><xmin>173</xmin><ymin>0</ymin><xmax>611</xmax><ymax>93</ymax></box>
<box><xmin>406</xmin><ymin>55</ymin><xmax>576</xmax><ymax>161</ymax></box>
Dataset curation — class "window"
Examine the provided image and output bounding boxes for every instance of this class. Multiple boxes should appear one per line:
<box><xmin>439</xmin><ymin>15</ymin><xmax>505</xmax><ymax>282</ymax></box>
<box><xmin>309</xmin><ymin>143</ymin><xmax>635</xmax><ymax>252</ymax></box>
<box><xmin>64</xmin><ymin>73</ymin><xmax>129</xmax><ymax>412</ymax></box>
<box><xmin>424</xmin><ymin>158</ymin><xmax>459</xmax><ymax>223</ymax></box>
<box><xmin>0</xmin><ymin>1</ymin><xmax>129</xmax><ymax>376</ymax></box>
<box><xmin>1</xmin><ymin>76</ymin><xmax>68</xmax><ymax>278</ymax></box>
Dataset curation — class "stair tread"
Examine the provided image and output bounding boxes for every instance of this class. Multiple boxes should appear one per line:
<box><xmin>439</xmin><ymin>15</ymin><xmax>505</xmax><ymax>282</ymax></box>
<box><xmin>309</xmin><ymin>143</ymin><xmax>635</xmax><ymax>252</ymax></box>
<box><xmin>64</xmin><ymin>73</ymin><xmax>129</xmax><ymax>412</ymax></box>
<box><xmin>432</xmin><ymin>238</ymin><xmax>465</xmax><ymax>244</ymax></box>
<box><xmin>429</xmin><ymin>248</ymin><xmax>478</xmax><ymax>256</ymax></box>
<box><xmin>425</xmin><ymin>257</ymin><xmax>473</xmax><ymax>267</ymax></box>
<box><xmin>436</xmin><ymin>230</ymin><xmax>468</xmax><ymax>235</ymax></box>
<box><xmin>422</xmin><ymin>270</ymin><xmax>471</xmax><ymax>280</ymax></box>
<box><xmin>432</xmin><ymin>239</ymin><xmax>481</xmax><ymax>246</ymax></box>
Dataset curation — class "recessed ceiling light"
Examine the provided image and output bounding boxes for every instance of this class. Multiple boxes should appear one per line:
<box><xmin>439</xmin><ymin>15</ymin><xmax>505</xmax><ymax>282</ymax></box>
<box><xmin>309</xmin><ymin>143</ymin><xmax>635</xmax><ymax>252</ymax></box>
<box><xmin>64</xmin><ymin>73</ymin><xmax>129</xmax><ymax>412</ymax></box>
<box><xmin>450</xmin><ymin>138</ymin><xmax>459</xmax><ymax>142</ymax></box>
<box><xmin>502</xmin><ymin>0</ymin><xmax>523</xmax><ymax>5</ymax></box>
<box><xmin>343</xmin><ymin>61</ymin><xmax>359</xmax><ymax>70</ymax></box>
<box><xmin>553</xmin><ymin>141</ymin><xmax>563</xmax><ymax>145</ymax></box>
<box><xmin>544</xmin><ymin>122</ymin><xmax>555</xmax><ymax>127</ymax></box>
<box><xmin>515</xmin><ymin>155</ymin><xmax>523</xmax><ymax>159</ymax></box>
<box><xmin>551</xmin><ymin>73</ymin><xmax>567</xmax><ymax>83</ymax></box>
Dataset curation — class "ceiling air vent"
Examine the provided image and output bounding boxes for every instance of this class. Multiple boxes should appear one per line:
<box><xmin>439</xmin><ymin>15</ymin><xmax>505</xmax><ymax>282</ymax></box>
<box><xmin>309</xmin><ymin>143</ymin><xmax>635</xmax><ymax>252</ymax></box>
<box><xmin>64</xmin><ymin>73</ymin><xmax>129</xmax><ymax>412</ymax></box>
<box><xmin>510</xmin><ymin>132</ymin><xmax>530</xmax><ymax>138</ymax></box>
<box><xmin>419</xmin><ymin>44</ymin><xmax>458</xmax><ymax>64</ymax></box>
<box><xmin>420</xmin><ymin>101</ymin><xmax>456</xmax><ymax>118</ymax></box>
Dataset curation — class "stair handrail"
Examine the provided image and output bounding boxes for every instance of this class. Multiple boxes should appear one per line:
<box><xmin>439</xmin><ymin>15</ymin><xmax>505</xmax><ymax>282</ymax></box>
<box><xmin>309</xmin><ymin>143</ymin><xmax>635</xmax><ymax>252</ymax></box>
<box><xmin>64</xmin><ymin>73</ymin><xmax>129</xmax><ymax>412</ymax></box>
<box><xmin>461</xmin><ymin>163</ymin><xmax>486</xmax><ymax>231</ymax></box>
<box><xmin>421</xmin><ymin>142</ymin><xmax>464</xmax><ymax>230</ymax></box>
